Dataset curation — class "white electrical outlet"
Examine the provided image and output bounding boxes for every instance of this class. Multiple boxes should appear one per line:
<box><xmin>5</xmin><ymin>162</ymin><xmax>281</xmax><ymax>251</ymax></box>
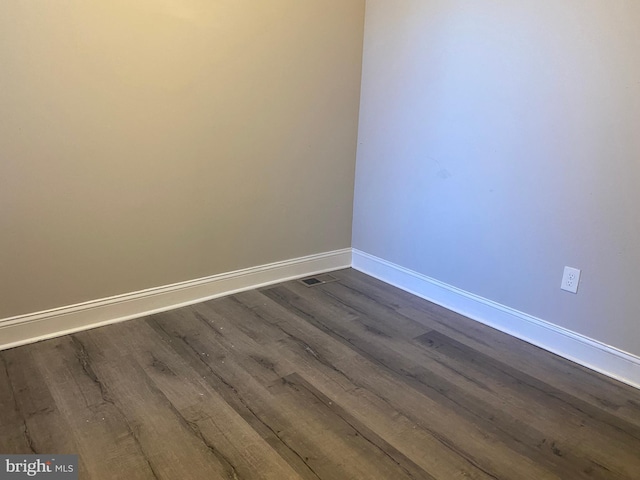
<box><xmin>561</xmin><ymin>266</ymin><xmax>581</xmax><ymax>294</ymax></box>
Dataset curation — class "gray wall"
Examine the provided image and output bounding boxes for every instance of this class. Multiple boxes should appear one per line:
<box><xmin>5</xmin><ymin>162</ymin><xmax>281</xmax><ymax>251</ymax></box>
<box><xmin>353</xmin><ymin>0</ymin><xmax>640</xmax><ymax>356</ymax></box>
<box><xmin>0</xmin><ymin>0</ymin><xmax>365</xmax><ymax>318</ymax></box>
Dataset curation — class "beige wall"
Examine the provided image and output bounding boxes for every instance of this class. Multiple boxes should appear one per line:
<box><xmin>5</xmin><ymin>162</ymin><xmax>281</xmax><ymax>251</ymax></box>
<box><xmin>1</xmin><ymin>0</ymin><xmax>365</xmax><ymax>318</ymax></box>
<box><xmin>354</xmin><ymin>1</ymin><xmax>640</xmax><ymax>356</ymax></box>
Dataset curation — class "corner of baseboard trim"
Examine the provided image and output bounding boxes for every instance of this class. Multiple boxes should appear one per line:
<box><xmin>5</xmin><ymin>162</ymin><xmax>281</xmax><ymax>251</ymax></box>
<box><xmin>352</xmin><ymin>248</ymin><xmax>640</xmax><ymax>390</ymax></box>
<box><xmin>0</xmin><ymin>248</ymin><xmax>353</xmax><ymax>351</ymax></box>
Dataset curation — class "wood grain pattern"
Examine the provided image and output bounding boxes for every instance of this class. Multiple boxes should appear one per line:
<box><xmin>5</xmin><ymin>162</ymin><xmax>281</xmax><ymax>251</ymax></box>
<box><xmin>2</xmin><ymin>268</ymin><xmax>640</xmax><ymax>479</ymax></box>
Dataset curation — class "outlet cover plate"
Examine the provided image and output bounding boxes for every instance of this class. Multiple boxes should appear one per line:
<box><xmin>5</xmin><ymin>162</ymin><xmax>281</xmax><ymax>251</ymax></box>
<box><xmin>561</xmin><ymin>266</ymin><xmax>581</xmax><ymax>294</ymax></box>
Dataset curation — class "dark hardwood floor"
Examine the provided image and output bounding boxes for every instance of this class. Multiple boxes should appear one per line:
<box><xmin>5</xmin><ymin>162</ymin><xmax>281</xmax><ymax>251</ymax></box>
<box><xmin>2</xmin><ymin>268</ymin><xmax>640</xmax><ymax>479</ymax></box>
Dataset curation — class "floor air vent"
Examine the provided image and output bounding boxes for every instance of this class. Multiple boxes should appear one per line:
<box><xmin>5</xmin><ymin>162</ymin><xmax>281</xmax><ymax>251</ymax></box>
<box><xmin>299</xmin><ymin>273</ymin><xmax>339</xmax><ymax>287</ymax></box>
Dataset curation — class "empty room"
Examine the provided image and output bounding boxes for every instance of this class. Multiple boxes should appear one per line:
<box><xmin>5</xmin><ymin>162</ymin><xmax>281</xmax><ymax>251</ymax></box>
<box><xmin>2</xmin><ymin>1</ymin><xmax>640</xmax><ymax>479</ymax></box>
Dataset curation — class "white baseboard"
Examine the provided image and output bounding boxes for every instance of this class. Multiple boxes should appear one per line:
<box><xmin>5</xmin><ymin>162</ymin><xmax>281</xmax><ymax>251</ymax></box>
<box><xmin>0</xmin><ymin>249</ymin><xmax>352</xmax><ymax>351</ymax></box>
<box><xmin>352</xmin><ymin>249</ymin><xmax>640</xmax><ymax>390</ymax></box>
<box><xmin>5</xmin><ymin>246</ymin><xmax>640</xmax><ymax>391</ymax></box>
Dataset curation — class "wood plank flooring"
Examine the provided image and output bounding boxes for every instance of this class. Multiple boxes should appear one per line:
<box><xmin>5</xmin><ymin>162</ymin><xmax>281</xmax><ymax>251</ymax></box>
<box><xmin>2</xmin><ymin>268</ymin><xmax>640</xmax><ymax>479</ymax></box>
